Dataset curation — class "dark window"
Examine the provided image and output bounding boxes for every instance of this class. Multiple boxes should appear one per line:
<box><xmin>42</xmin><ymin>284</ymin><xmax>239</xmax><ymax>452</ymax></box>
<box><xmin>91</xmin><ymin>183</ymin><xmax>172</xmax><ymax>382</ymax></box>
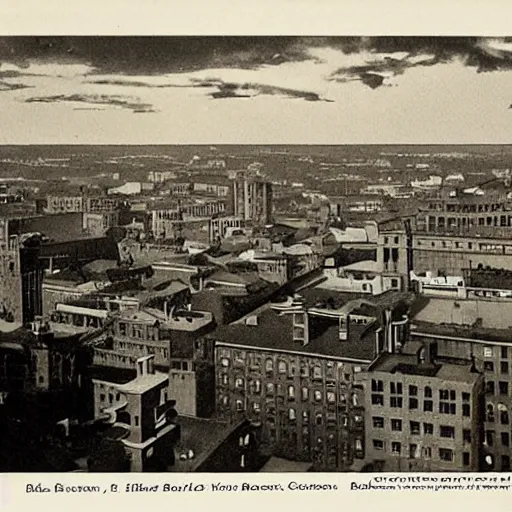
<box><xmin>391</xmin><ymin>419</ymin><xmax>402</xmax><ymax>431</ymax></box>
<box><xmin>409</xmin><ymin>397</ymin><xmax>418</xmax><ymax>409</ymax></box>
<box><xmin>390</xmin><ymin>397</ymin><xmax>403</xmax><ymax>408</ymax></box>
<box><xmin>440</xmin><ymin>425</ymin><xmax>455</xmax><ymax>438</ymax></box>
<box><xmin>439</xmin><ymin>448</ymin><xmax>454</xmax><ymax>462</ymax></box>
<box><xmin>409</xmin><ymin>385</ymin><xmax>418</xmax><ymax>396</ymax></box>
<box><xmin>373</xmin><ymin>439</ymin><xmax>384</xmax><ymax>450</ymax></box>
<box><xmin>423</xmin><ymin>423</ymin><xmax>433</xmax><ymax>435</ymax></box>
<box><xmin>424</xmin><ymin>400</ymin><xmax>433</xmax><ymax>412</ymax></box>
<box><xmin>484</xmin><ymin>361</ymin><xmax>495</xmax><ymax>372</ymax></box>
<box><xmin>502</xmin><ymin>456</ymin><xmax>511</xmax><ymax>471</ymax></box>
<box><xmin>463</xmin><ymin>403</ymin><xmax>471</xmax><ymax>417</ymax></box>
<box><xmin>372</xmin><ymin>416</ymin><xmax>384</xmax><ymax>428</ymax></box>
<box><xmin>500</xmin><ymin>382</ymin><xmax>509</xmax><ymax>395</ymax></box>
<box><xmin>486</xmin><ymin>381</ymin><xmax>495</xmax><ymax>395</ymax></box>
<box><xmin>501</xmin><ymin>411</ymin><xmax>509</xmax><ymax>425</ymax></box>
<box><xmin>371</xmin><ymin>379</ymin><xmax>384</xmax><ymax>392</ymax></box>
<box><xmin>462</xmin><ymin>392</ymin><xmax>470</xmax><ymax>402</ymax></box>
<box><xmin>424</xmin><ymin>386</ymin><xmax>432</xmax><ymax>398</ymax></box>
<box><xmin>501</xmin><ymin>362</ymin><xmax>509</xmax><ymax>374</ymax></box>
<box><xmin>371</xmin><ymin>394</ymin><xmax>384</xmax><ymax>406</ymax></box>
<box><xmin>391</xmin><ymin>442</ymin><xmax>401</xmax><ymax>455</ymax></box>
<box><xmin>502</xmin><ymin>346</ymin><xmax>508</xmax><ymax>359</ymax></box>
<box><xmin>410</xmin><ymin>421</ymin><xmax>420</xmax><ymax>435</ymax></box>
<box><xmin>463</xmin><ymin>452</ymin><xmax>470</xmax><ymax>466</ymax></box>
<box><xmin>502</xmin><ymin>432</ymin><xmax>510</xmax><ymax>447</ymax></box>
<box><xmin>463</xmin><ymin>429</ymin><xmax>472</xmax><ymax>443</ymax></box>
<box><xmin>134</xmin><ymin>415</ymin><xmax>139</xmax><ymax>427</ymax></box>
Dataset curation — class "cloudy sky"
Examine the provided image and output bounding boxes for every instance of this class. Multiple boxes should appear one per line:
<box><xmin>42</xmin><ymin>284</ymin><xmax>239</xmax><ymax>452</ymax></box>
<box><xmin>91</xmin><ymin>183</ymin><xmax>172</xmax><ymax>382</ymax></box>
<box><xmin>2</xmin><ymin>37</ymin><xmax>512</xmax><ymax>144</ymax></box>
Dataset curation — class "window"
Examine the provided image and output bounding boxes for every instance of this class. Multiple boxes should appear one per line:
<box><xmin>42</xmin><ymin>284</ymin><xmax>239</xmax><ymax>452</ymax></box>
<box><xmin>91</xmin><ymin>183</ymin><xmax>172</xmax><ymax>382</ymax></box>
<box><xmin>409</xmin><ymin>398</ymin><xmax>418</xmax><ymax>409</ymax></box>
<box><xmin>423</xmin><ymin>399</ymin><xmax>433</xmax><ymax>412</ymax></box>
<box><xmin>302</xmin><ymin>411</ymin><xmax>309</xmax><ymax>425</ymax></box>
<box><xmin>462</xmin><ymin>392</ymin><xmax>470</xmax><ymax>401</ymax></box>
<box><xmin>312</xmin><ymin>366</ymin><xmax>322</xmax><ymax>380</ymax></box>
<box><xmin>220</xmin><ymin>358</ymin><xmax>229</xmax><ymax>368</ymax></box>
<box><xmin>391</xmin><ymin>419</ymin><xmax>402</xmax><ymax>432</ymax></box>
<box><xmin>394</xmin><ymin>236</ymin><xmax>399</xmax><ymax>245</ymax></box>
<box><xmin>391</xmin><ymin>442</ymin><xmax>401</xmax><ymax>455</ymax></box>
<box><xmin>134</xmin><ymin>415</ymin><xmax>139</xmax><ymax>427</ymax></box>
<box><xmin>501</xmin><ymin>346</ymin><xmax>508</xmax><ymax>359</ymax></box>
<box><xmin>287</xmin><ymin>385</ymin><xmax>295</xmax><ymax>400</ymax></box>
<box><xmin>314</xmin><ymin>390</ymin><xmax>322</xmax><ymax>402</ymax></box>
<box><xmin>501</xmin><ymin>410</ymin><xmax>509</xmax><ymax>425</ymax></box>
<box><xmin>501</xmin><ymin>361</ymin><xmax>509</xmax><ymax>374</ymax></box>
<box><xmin>372</xmin><ymin>417</ymin><xmax>384</xmax><ymax>428</ymax></box>
<box><xmin>265</xmin><ymin>358</ymin><xmax>273</xmax><ymax>373</ymax></box>
<box><xmin>372</xmin><ymin>394</ymin><xmax>384</xmax><ymax>406</ymax></box>
<box><xmin>439</xmin><ymin>448</ymin><xmax>454</xmax><ymax>462</ymax></box>
<box><xmin>409</xmin><ymin>385</ymin><xmax>418</xmax><ymax>396</ymax></box>
<box><xmin>253</xmin><ymin>379</ymin><xmax>261</xmax><ymax>394</ymax></box>
<box><xmin>484</xmin><ymin>361</ymin><xmax>495</xmax><ymax>372</ymax></box>
<box><xmin>423</xmin><ymin>423</ymin><xmax>434</xmax><ymax>435</ymax></box>
<box><xmin>390</xmin><ymin>382</ymin><xmax>403</xmax><ymax>394</ymax></box>
<box><xmin>485</xmin><ymin>430</ymin><xmax>495</xmax><ymax>447</ymax></box>
<box><xmin>500</xmin><ymin>381</ymin><xmax>509</xmax><ymax>395</ymax></box>
<box><xmin>278</xmin><ymin>361</ymin><xmax>287</xmax><ymax>374</ymax></box>
<box><xmin>424</xmin><ymin>447</ymin><xmax>432</xmax><ymax>459</ymax></box>
<box><xmin>502</xmin><ymin>456</ymin><xmax>511</xmax><ymax>471</ymax></box>
<box><xmin>373</xmin><ymin>439</ymin><xmax>384</xmax><ymax>451</ymax></box>
<box><xmin>288</xmin><ymin>408</ymin><xmax>296</xmax><ymax>421</ymax></box>
<box><xmin>108</xmin><ymin>393</ymin><xmax>113</xmax><ymax>404</ymax></box>
<box><xmin>301</xmin><ymin>387</ymin><xmax>309</xmax><ymax>401</ymax></box>
<box><xmin>252</xmin><ymin>402</ymin><xmax>260</xmax><ymax>413</ymax></box>
<box><xmin>315</xmin><ymin>413</ymin><xmax>323</xmax><ymax>426</ymax></box>
<box><xmin>371</xmin><ymin>379</ymin><xmax>384</xmax><ymax>392</ymax></box>
<box><xmin>100</xmin><ymin>393</ymin><xmax>105</xmax><ymax>402</ymax></box>
<box><xmin>266</xmin><ymin>383</ymin><xmax>274</xmax><ymax>395</ymax></box>
<box><xmin>463</xmin><ymin>429</ymin><xmax>472</xmax><ymax>443</ymax></box>
<box><xmin>424</xmin><ymin>386</ymin><xmax>432</xmax><ymax>398</ymax></box>
<box><xmin>236</xmin><ymin>400</ymin><xmax>244</xmax><ymax>411</ymax></box>
<box><xmin>486</xmin><ymin>381</ymin><xmax>495</xmax><ymax>395</ymax></box>
<box><xmin>410</xmin><ymin>421</ymin><xmax>420</xmax><ymax>435</ymax></box>
<box><xmin>463</xmin><ymin>452</ymin><xmax>470</xmax><ymax>466</ymax></box>
<box><xmin>502</xmin><ymin>432</ymin><xmax>510</xmax><ymax>447</ymax></box>
<box><xmin>235</xmin><ymin>377</ymin><xmax>244</xmax><ymax>389</ymax></box>
<box><xmin>439</xmin><ymin>389</ymin><xmax>456</xmax><ymax>415</ymax></box>
<box><xmin>487</xmin><ymin>404</ymin><xmax>495</xmax><ymax>422</ymax></box>
<box><xmin>390</xmin><ymin>396</ymin><xmax>403</xmax><ymax>408</ymax></box>
<box><xmin>440</xmin><ymin>426</ymin><xmax>455</xmax><ymax>438</ymax></box>
<box><xmin>484</xmin><ymin>347</ymin><xmax>494</xmax><ymax>358</ymax></box>
<box><xmin>326</xmin><ymin>391</ymin><xmax>335</xmax><ymax>404</ymax></box>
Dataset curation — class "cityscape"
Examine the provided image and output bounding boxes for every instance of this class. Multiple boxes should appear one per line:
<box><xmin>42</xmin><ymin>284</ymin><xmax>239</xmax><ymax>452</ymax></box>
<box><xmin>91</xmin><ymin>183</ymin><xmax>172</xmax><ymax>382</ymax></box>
<box><xmin>2</xmin><ymin>36</ymin><xmax>512</xmax><ymax>474</ymax></box>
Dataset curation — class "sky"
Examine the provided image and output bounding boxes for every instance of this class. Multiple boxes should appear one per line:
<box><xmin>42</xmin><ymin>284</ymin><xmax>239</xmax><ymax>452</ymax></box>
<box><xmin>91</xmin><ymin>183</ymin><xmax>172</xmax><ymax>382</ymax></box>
<box><xmin>2</xmin><ymin>37</ymin><xmax>512</xmax><ymax>144</ymax></box>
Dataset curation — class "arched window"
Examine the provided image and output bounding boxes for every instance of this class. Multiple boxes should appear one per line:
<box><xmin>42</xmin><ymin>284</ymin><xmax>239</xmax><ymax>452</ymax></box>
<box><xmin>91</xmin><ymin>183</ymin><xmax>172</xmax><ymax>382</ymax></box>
<box><xmin>278</xmin><ymin>361</ymin><xmax>287</xmax><ymax>374</ymax></box>
<box><xmin>265</xmin><ymin>358</ymin><xmax>273</xmax><ymax>373</ymax></box>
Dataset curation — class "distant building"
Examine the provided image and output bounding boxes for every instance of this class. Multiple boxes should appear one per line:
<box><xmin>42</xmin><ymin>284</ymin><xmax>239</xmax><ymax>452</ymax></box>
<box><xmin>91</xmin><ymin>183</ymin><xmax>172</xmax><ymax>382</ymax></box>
<box><xmin>233</xmin><ymin>178</ymin><xmax>273</xmax><ymax>225</ymax></box>
<box><xmin>46</xmin><ymin>195</ymin><xmax>83</xmax><ymax>214</ymax></box>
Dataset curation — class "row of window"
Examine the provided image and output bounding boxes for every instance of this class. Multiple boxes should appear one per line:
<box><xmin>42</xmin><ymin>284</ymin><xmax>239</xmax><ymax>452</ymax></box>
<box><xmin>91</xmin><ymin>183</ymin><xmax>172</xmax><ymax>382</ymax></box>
<box><xmin>371</xmin><ymin>394</ymin><xmax>469</xmax><ymax>415</ymax></box>
<box><xmin>372</xmin><ymin>441</ymin><xmax>467</xmax><ymax>464</ymax></box>
<box><xmin>484</xmin><ymin>361</ymin><xmax>511</xmax><ymax>374</ymax></box>
<box><xmin>373</xmin><ymin>417</ymin><xmax>471</xmax><ymax>440</ymax></box>
<box><xmin>485</xmin><ymin>381</ymin><xmax>511</xmax><ymax>395</ymax></box>
<box><xmin>371</xmin><ymin>381</ymin><xmax>466</xmax><ymax>401</ymax></box>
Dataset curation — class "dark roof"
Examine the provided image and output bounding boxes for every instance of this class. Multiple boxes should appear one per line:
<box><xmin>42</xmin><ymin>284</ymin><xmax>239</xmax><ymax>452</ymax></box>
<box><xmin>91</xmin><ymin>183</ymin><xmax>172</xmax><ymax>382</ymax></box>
<box><xmin>411</xmin><ymin>321</ymin><xmax>512</xmax><ymax>343</ymax></box>
<box><xmin>88</xmin><ymin>365</ymin><xmax>137</xmax><ymax>384</ymax></box>
<box><xmin>208</xmin><ymin>307</ymin><xmax>378</xmax><ymax>362</ymax></box>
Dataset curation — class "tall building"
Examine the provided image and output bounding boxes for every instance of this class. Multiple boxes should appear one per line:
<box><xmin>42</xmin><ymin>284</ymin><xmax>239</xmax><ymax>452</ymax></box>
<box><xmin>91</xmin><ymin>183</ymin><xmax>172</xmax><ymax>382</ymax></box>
<box><xmin>233</xmin><ymin>178</ymin><xmax>273</xmax><ymax>225</ymax></box>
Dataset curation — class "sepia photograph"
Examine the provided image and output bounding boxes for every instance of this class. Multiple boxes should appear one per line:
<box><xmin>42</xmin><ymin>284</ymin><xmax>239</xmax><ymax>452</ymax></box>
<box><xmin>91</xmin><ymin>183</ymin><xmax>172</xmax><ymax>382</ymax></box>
<box><xmin>1</xmin><ymin>35</ymin><xmax>512</xmax><ymax>474</ymax></box>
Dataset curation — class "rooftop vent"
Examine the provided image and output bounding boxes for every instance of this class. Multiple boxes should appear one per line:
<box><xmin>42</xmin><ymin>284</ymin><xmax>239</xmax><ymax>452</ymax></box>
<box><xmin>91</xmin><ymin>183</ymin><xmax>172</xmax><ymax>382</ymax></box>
<box><xmin>246</xmin><ymin>315</ymin><xmax>259</xmax><ymax>326</ymax></box>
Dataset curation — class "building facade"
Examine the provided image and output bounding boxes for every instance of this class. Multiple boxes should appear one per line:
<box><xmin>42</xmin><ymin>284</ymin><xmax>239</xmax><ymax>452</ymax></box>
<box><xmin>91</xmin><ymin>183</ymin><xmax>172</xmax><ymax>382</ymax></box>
<box><xmin>233</xmin><ymin>179</ymin><xmax>273</xmax><ymax>225</ymax></box>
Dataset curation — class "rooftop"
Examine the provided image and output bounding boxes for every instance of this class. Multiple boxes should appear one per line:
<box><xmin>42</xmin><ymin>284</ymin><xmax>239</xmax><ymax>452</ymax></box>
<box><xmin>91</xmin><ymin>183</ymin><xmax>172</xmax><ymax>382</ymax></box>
<box><xmin>209</xmin><ymin>305</ymin><xmax>378</xmax><ymax>362</ymax></box>
<box><xmin>369</xmin><ymin>351</ymin><xmax>481</xmax><ymax>383</ymax></box>
<box><xmin>171</xmin><ymin>416</ymin><xmax>245</xmax><ymax>472</ymax></box>
<box><xmin>114</xmin><ymin>370</ymin><xmax>168</xmax><ymax>395</ymax></box>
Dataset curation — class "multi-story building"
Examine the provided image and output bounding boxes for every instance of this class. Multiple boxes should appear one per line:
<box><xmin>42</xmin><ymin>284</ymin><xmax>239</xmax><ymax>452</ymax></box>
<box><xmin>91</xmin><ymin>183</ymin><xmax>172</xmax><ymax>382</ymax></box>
<box><xmin>0</xmin><ymin>235</ymin><xmax>43</xmax><ymax>325</ymax></box>
<box><xmin>208</xmin><ymin>290</ymin><xmax>411</xmax><ymax>471</ymax></box>
<box><xmin>364</xmin><ymin>340</ymin><xmax>484</xmax><ymax>472</ymax></box>
<box><xmin>209</xmin><ymin>216</ymin><xmax>244</xmax><ymax>243</ymax></box>
<box><xmin>410</xmin><ymin>292</ymin><xmax>512</xmax><ymax>471</ymax></box>
<box><xmin>233</xmin><ymin>178</ymin><xmax>273</xmax><ymax>225</ymax></box>
<box><xmin>92</xmin><ymin>354</ymin><xmax>179</xmax><ymax>471</ymax></box>
<box><xmin>83</xmin><ymin>211</ymin><xmax>119</xmax><ymax>237</ymax></box>
<box><xmin>85</xmin><ymin>196</ymin><xmax>120</xmax><ymax>213</ymax></box>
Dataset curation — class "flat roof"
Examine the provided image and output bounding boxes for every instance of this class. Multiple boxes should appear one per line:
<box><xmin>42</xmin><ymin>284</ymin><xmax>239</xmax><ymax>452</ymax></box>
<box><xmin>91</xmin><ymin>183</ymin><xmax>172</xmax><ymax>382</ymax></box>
<box><xmin>171</xmin><ymin>416</ymin><xmax>245</xmax><ymax>472</ymax></box>
<box><xmin>369</xmin><ymin>352</ymin><xmax>481</xmax><ymax>383</ymax></box>
<box><xmin>114</xmin><ymin>371</ymin><xmax>168</xmax><ymax>394</ymax></box>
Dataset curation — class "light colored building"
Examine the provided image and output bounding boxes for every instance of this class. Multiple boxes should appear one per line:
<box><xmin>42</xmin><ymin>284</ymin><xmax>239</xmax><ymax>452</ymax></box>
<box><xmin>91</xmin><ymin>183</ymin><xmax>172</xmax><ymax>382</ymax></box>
<box><xmin>46</xmin><ymin>195</ymin><xmax>83</xmax><ymax>214</ymax></box>
<box><xmin>364</xmin><ymin>341</ymin><xmax>484</xmax><ymax>472</ymax></box>
<box><xmin>233</xmin><ymin>178</ymin><xmax>273</xmax><ymax>225</ymax></box>
<box><xmin>92</xmin><ymin>355</ymin><xmax>178</xmax><ymax>471</ymax></box>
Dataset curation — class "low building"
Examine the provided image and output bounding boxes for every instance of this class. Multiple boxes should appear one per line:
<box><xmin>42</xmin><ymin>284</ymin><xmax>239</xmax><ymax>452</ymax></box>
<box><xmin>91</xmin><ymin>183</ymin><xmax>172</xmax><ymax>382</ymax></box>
<box><xmin>92</xmin><ymin>355</ymin><xmax>179</xmax><ymax>471</ymax></box>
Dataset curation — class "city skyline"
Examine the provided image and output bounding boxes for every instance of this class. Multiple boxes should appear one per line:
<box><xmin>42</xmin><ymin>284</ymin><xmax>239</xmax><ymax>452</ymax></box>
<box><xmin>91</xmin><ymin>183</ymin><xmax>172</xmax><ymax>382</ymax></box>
<box><xmin>2</xmin><ymin>37</ymin><xmax>512</xmax><ymax>145</ymax></box>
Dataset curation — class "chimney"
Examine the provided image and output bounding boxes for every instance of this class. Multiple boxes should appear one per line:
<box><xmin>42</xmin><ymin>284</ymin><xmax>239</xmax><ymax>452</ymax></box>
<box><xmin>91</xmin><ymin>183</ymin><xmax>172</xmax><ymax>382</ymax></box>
<box><xmin>136</xmin><ymin>355</ymin><xmax>155</xmax><ymax>377</ymax></box>
<box><xmin>418</xmin><ymin>341</ymin><xmax>437</xmax><ymax>367</ymax></box>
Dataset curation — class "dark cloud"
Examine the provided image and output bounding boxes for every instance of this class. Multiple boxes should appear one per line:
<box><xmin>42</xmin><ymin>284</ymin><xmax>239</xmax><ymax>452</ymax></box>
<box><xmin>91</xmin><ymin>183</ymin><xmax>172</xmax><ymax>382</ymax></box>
<box><xmin>25</xmin><ymin>93</ymin><xmax>156</xmax><ymax>113</ymax></box>
<box><xmin>0</xmin><ymin>81</ymin><xmax>32</xmax><ymax>92</ymax></box>
<box><xmin>190</xmin><ymin>78</ymin><xmax>332</xmax><ymax>102</ymax></box>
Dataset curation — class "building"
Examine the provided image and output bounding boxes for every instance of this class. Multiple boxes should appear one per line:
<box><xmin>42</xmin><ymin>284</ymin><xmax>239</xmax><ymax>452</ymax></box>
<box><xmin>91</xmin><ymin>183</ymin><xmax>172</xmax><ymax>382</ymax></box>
<box><xmin>209</xmin><ymin>216</ymin><xmax>244</xmax><ymax>243</ymax></box>
<box><xmin>233</xmin><ymin>178</ymin><xmax>273</xmax><ymax>225</ymax></box>
<box><xmin>364</xmin><ymin>340</ymin><xmax>484</xmax><ymax>472</ymax></box>
<box><xmin>208</xmin><ymin>289</ymin><xmax>412</xmax><ymax>471</ymax></box>
<box><xmin>410</xmin><ymin>294</ymin><xmax>512</xmax><ymax>471</ymax></box>
<box><xmin>92</xmin><ymin>355</ymin><xmax>179</xmax><ymax>471</ymax></box>
<box><xmin>83</xmin><ymin>211</ymin><xmax>119</xmax><ymax>237</ymax></box>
